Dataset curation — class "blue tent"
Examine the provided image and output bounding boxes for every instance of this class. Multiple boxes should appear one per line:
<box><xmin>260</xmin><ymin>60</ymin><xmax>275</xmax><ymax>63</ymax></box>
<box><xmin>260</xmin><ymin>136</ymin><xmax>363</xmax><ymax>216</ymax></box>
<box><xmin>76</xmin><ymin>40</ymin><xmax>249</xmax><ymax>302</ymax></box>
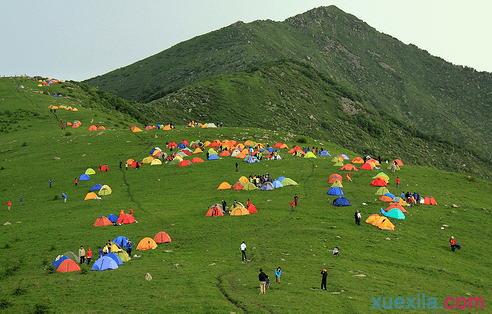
<box><xmin>260</xmin><ymin>182</ymin><xmax>274</xmax><ymax>191</ymax></box>
<box><xmin>259</xmin><ymin>148</ymin><xmax>266</xmax><ymax>152</ymax></box>
<box><xmin>267</xmin><ymin>147</ymin><xmax>275</xmax><ymax>153</ymax></box>
<box><xmin>341</xmin><ymin>154</ymin><xmax>349</xmax><ymax>160</ymax></box>
<box><xmin>113</xmin><ymin>236</ymin><xmax>130</xmax><ymax>248</ymax></box>
<box><xmin>207</xmin><ymin>154</ymin><xmax>219</xmax><ymax>160</ymax></box>
<box><xmin>79</xmin><ymin>174</ymin><xmax>90</xmax><ymax>181</ymax></box>
<box><xmin>177</xmin><ymin>143</ymin><xmax>186</xmax><ymax>148</ymax></box>
<box><xmin>276</xmin><ymin>176</ymin><xmax>286</xmax><ymax>182</ymax></box>
<box><xmin>89</xmin><ymin>184</ymin><xmax>103</xmax><ymax>192</ymax></box>
<box><xmin>386</xmin><ymin>208</ymin><xmax>405</xmax><ymax>219</ymax></box>
<box><xmin>91</xmin><ymin>256</ymin><xmax>118</xmax><ymax>271</ymax></box>
<box><xmin>272</xmin><ymin>180</ymin><xmax>283</xmax><ymax>188</ymax></box>
<box><xmin>380</xmin><ymin>208</ymin><xmax>388</xmax><ymax>216</ymax></box>
<box><xmin>52</xmin><ymin>255</ymin><xmax>69</xmax><ymax>269</ymax></box>
<box><xmin>106</xmin><ymin>214</ymin><xmax>118</xmax><ymax>223</ymax></box>
<box><xmin>247</xmin><ymin>156</ymin><xmax>260</xmax><ymax>163</ymax></box>
<box><xmin>383</xmin><ymin>193</ymin><xmax>396</xmax><ymax>198</ymax></box>
<box><xmin>327</xmin><ymin>187</ymin><xmax>344</xmax><ymax>196</ymax></box>
<box><xmin>320</xmin><ymin>150</ymin><xmax>331</xmax><ymax>156</ymax></box>
<box><xmin>104</xmin><ymin>253</ymin><xmax>124</xmax><ymax>266</ymax></box>
<box><xmin>333</xmin><ymin>197</ymin><xmax>351</xmax><ymax>206</ymax></box>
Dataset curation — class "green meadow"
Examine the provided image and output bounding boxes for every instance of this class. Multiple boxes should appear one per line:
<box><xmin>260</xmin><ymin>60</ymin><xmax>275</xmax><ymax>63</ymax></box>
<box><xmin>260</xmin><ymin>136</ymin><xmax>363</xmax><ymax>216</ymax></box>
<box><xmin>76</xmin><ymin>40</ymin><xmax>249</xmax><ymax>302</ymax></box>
<box><xmin>1</xmin><ymin>77</ymin><xmax>491</xmax><ymax>313</ymax></box>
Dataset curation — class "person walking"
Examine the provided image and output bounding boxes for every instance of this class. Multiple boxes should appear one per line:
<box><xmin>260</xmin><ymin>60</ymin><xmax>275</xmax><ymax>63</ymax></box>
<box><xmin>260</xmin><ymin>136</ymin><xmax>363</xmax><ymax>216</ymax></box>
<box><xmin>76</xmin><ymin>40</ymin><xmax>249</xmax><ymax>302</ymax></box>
<box><xmin>62</xmin><ymin>193</ymin><xmax>67</xmax><ymax>203</ymax></box>
<box><xmin>74</xmin><ymin>178</ymin><xmax>78</xmax><ymax>186</ymax></box>
<box><xmin>19</xmin><ymin>195</ymin><xmax>23</xmax><ymax>206</ymax></box>
<box><xmin>275</xmin><ymin>267</ymin><xmax>282</xmax><ymax>283</ymax></box>
<box><xmin>450</xmin><ymin>236</ymin><xmax>457</xmax><ymax>252</ymax></box>
<box><xmin>294</xmin><ymin>194</ymin><xmax>299</xmax><ymax>206</ymax></box>
<box><xmin>78</xmin><ymin>246</ymin><xmax>86</xmax><ymax>264</ymax></box>
<box><xmin>396</xmin><ymin>177</ymin><xmax>400</xmax><ymax>188</ymax></box>
<box><xmin>86</xmin><ymin>248</ymin><xmax>92</xmax><ymax>265</ymax></box>
<box><xmin>49</xmin><ymin>179</ymin><xmax>52</xmax><ymax>188</ymax></box>
<box><xmin>290</xmin><ymin>200</ymin><xmax>295</xmax><ymax>212</ymax></box>
<box><xmin>7</xmin><ymin>200</ymin><xmax>12</xmax><ymax>210</ymax></box>
<box><xmin>321</xmin><ymin>269</ymin><xmax>328</xmax><ymax>290</ymax></box>
<box><xmin>259</xmin><ymin>269</ymin><xmax>269</xmax><ymax>294</ymax></box>
<box><xmin>240</xmin><ymin>241</ymin><xmax>248</xmax><ymax>261</ymax></box>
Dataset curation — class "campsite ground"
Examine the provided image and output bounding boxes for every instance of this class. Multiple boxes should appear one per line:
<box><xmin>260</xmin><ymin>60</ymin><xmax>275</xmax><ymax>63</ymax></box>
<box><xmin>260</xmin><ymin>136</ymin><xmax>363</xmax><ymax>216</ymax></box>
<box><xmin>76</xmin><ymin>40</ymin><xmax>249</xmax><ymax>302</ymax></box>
<box><xmin>1</xmin><ymin>77</ymin><xmax>491</xmax><ymax>313</ymax></box>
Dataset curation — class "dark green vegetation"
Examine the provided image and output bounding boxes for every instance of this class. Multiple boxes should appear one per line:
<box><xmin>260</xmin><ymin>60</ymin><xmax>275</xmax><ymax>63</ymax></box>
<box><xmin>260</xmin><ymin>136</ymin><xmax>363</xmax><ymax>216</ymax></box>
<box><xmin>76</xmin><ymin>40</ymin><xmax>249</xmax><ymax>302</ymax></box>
<box><xmin>1</xmin><ymin>77</ymin><xmax>491</xmax><ymax>313</ymax></box>
<box><xmin>85</xmin><ymin>5</ymin><xmax>492</xmax><ymax>179</ymax></box>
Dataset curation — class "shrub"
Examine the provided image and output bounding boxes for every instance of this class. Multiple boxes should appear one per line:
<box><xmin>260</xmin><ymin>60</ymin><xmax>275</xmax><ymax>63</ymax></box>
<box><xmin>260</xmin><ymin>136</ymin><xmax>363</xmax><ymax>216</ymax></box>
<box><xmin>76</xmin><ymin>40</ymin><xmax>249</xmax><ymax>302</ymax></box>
<box><xmin>21</xmin><ymin>142</ymin><xmax>27</xmax><ymax>147</ymax></box>
<box><xmin>296</xmin><ymin>136</ymin><xmax>308</xmax><ymax>144</ymax></box>
<box><xmin>64</xmin><ymin>131</ymin><xmax>72</xmax><ymax>136</ymax></box>
<box><xmin>0</xmin><ymin>298</ymin><xmax>13</xmax><ymax>309</ymax></box>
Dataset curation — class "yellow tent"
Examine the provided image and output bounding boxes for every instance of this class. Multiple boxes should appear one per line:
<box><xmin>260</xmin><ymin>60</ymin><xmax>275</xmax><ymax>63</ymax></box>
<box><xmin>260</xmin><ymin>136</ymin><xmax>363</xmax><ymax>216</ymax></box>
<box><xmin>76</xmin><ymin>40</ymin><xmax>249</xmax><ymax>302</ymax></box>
<box><xmin>304</xmin><ymin>151</ymin><xmax>317</xmax><ymax>158</ymax></box>
<box><xmin>136</xmin><ymin>237</ymin><xmax>158</xmax><ymax>250</ymax></box>
<box><xmin>132</xmin><ymin>127</ymin><xmax>142</xmax><ymax>132</ymax></box>
<box><xmin>243</xmin><ymin>182</ymin><xmax>257</xmax><ymax>190</ymax></box>
<box><xmin>230</xmin><ymin>207</ymin><xmax>250</xmax><ymax>216</ymax></box>
<box><xmin>334</xmin><ymin>160</ymin><xmax>344</xmax><ymax>167</ymax></box>
<box><xmin>142</xmin><ymin>156</ymin><xmax>154</xmax><ymax>164</ymax></box>
<box><xmin>238</xmin><ymin>176</ymin><xmax>249</xmax><ymax>185</ymax></box>
<box><xmin>98</xmin><ymin>185</ymin><xmax>112</xmax><ymax>196</ymax></box>
<box><xmin>217</xmin><ymin>182</ymin><xmax>232</xmax><ymax>190</ymax></box>
<box><xmin>163</xmin><ymin>125</ymin><xmax>172</xmax><ymax>130</ymax></box>
<box><xmin>84</xmin><ymin>192</ymin><xmax>99</xmax><ymax>200</ymax></box>
<box><xmin>193</xmin><ymin>148</ymin><xmax>203</xmax><ymax>154</ymax></box>
<box><xmin>85</xmin><ymin>168</ymin><xmax>96</xmax><ymax>175</ymax></box>
<box><xmin>365</xmin><ymin>214</ymin><xmax>380</xmax><ymax>225</ymax></box>
<box><xmin>378</xmin><ymin>219</ymin><xmax>395</xmax><ymax>231</ymax></box>
<box><xmin>331</xmin><ymin>180</ymin><xmax>343</xmax><ymax>188</ymax></box>
<box><xmin>151</xmin><ymin>159</ymin><xmax>162</xmax><ymax>165</ymax></box>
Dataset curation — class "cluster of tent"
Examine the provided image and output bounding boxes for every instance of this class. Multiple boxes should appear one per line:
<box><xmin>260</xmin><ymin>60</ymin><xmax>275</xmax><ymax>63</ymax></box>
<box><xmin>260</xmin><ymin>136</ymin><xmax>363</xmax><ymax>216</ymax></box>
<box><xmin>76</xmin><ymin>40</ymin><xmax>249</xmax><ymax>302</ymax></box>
<box><xmin>130</xmin><ymin>124</ymin><xmax>175</xmax><ymax>132</ymax></box>
<box><xmin>48</xmin><ymin>104</ymin><xmax>79</xmax><ymax>112</ymax></box>
<box><xmin>93</xmin><ymin>211</ymin><xmax>135</xmax><ymax>226</ymax></box>
<box><xmin>205</xmin><ymin>201</ymin><xmax>257</xmax><ymax>217</ymax></box>
<box><xmin>217</xmin><ymin>176</ymin><xmax>298</xmax><ymax>191</ymax></box>
<box><xmin>38</xmin><ymin>79</ymin><xmax>62</xmax><ymax>87</ymax></box>
<box><xmin>327</xmin><ymin>174</ymin><xmax>351</xmax><ymax>206</ymax></box>
<box><xmin>187</xmin><ymin>121</ymin><xmax>218</xmax><ymax>128</ymax></box>
<box><xmin>77</xmin><ymin>168</ymin><xmax>112</xmax><ymax>200</ymax></box>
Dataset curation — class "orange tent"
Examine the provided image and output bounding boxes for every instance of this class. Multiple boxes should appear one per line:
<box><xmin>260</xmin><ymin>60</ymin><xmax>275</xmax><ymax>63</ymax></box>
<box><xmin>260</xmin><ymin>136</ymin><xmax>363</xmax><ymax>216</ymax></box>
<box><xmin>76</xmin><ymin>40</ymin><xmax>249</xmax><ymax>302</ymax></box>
<box><xmin>117</xmin><ymin>214</ymin><xmax>136</xmax><ymax>224</ymax></box>
<box><xmin>329</xmin><ymin>174</ymin><xmax>343</xmax><ymax>184</ymax></box>
<box><xmin>205</xmin><ymin>206</ymin><xmax>224</xmax><ymax>217</ymax></box>
<box><xmin>424</xmin><ymin>196</ymin><xmax>437</xmax><ymax>205</ymax></box>
<box><xmin>217</xmin><ymin>182</ymin><xmax>232</xmax><ymax>190</ymax></box>
<box><xmin>384</xmin><ymin>203</ymin><xmax>408</xmax><ymax>213</ymax></box>
<box><xmin>88</xmin><ymin>125</ymin><xmax>97</xmax><ymax>131</ymax></box>
<box><xmin>220</xmin><ymin>150</ymin><xmax>231</xmax><ymax>156</ymax></box>
<box><xmin>233</xmin><ymin>182</ymin><xmax>244</xmax><ymax>190</ymax></box>
<box><xmin>136</xmin><ymin>237</ymin><xmax>158</xmax><ymax>250</ymax></box>
<box><xmin>93</xmin><ymin>216</ymin><xmax>113</xmax><ymax>227</ymax></box>
<box><xmin>379</xmin><ymin>195</ymin><xmax>394</xmax><ymax>202</ymax></box>
<box><xmin>339</xmin><ymin>164</ymin><xmax>358</xmax><ymax>171</ymax></box>
<box><xmin>154</xmin><ymin>232</ymin><xmax>172</xmax><ymax>244</ymax></box>
<box><xmin>360</xmin><ymin>162</ymin><xmax>374</xmax><ymax>170</ymax></box>
<box><xmin>57</xmin><ymin>259</ymin><xmax>81</xmax><ymax>272</ymax></box>
<box><xmin>97</xmin><ymin>126</ymin><xmax>106</xmax><ymax>130</ymax></box>
<box><xmin>365</xmin><ymin>214</ymin><xmax>380</xmax><ymax>224</ymax></box>
<box><xmin>371</xmin><ymin>177</ymin><xmax>387</xmax><ymax>187</ymax></box>
<box><xmin>178</xmin><ymin>160</ymin><xmax>192</xmax><ymax>167</ymax></box>
<box><xmin>393</xmin><ymin>159</ymin><xmax>404</xmax><ymax>166</ymax></box>
<box><xmin>191</xmin><ymin>157</ymin><xmax>204</xmax><ymax>163</ymax></box>
<box><xmin>352</xmin><ymin>157</ymin><xmax>364</xmax><ymax>163</ymax></box>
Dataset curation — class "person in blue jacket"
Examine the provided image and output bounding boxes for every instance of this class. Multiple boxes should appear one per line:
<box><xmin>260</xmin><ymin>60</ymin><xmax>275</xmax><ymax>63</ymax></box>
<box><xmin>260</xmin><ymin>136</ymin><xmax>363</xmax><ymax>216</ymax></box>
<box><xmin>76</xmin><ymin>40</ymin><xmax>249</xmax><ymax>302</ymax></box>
<box><xmin>275</xmin><ymin>267</ymin><xmax>282</xmax><ymax>283</ymax></box>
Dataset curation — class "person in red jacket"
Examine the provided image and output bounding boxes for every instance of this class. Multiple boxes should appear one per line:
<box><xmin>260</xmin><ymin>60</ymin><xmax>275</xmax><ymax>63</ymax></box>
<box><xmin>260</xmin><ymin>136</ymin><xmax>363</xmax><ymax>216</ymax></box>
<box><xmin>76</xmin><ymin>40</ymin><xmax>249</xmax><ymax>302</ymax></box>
<box><xmin>7</xmin><ymin>201</ymin><xmax>12</xmax><ymax>210</ymax></box>
<box><xmin>396</xmin><ymin>177</ymin><xmax>400</xmax><ymax>188</ymax></box>
<box><xmin>86</xmin><ymin>248</ymin><xmax>93</xmax><ymax>265</ymax></box>
<box><xmin>450</xmin><ymin>236</ymin><xmax>456</xmax><ymax>252</ymax></box>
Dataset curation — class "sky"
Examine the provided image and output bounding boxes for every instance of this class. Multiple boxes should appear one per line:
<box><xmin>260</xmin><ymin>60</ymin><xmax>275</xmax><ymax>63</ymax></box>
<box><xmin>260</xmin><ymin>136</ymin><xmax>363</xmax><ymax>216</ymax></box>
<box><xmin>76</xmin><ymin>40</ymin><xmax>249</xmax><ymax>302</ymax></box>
<box><xmin>2</xmin><ymin>0</ymin><xmax>491</xmax><ymax>81</ymax></box>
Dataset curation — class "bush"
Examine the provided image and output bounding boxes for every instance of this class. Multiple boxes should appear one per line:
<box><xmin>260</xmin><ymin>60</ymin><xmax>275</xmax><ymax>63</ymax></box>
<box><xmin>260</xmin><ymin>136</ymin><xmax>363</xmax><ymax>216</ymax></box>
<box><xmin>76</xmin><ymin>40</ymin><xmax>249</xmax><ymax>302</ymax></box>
<box><xmin>21</xmin><ymin>142</ymin><xmax>27</xmax><ymax>147</ymax></box>
<box><xmin>33</xmin><ymin>302</ymin><xmax>52</xmax><ymax>314</ymax></box>
<box><xmin>64</xmin><ymin>131</ymin><xmax>72</xmax><ymax>136</ymax></box>
<box><xmin>45</xmin><ymin>265</ymin><xmax>56</xmax><ymax>274</ymax></box>
<box><xmin>13</xmin><ymin>287</ymin><xmax>27</xmax><ymax>296</ymax></box>
<box><xmin>0</xmin><ymin>298</ymin><xmax>13</xmax><ymax>309</ymax></box>
<box><xmin>296</xmin><ymin>136</ymin><xmax>308</xmax><ymax>144</ymax></box>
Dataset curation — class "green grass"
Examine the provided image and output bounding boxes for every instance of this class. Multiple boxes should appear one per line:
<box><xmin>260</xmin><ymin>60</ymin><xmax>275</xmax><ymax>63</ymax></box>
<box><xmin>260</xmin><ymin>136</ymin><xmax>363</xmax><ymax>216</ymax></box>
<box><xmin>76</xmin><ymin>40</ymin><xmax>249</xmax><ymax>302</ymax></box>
<box><xmin>1</xmin><ymin>77</ymin><xmax>491</xmax><ymax>313</ymax></box>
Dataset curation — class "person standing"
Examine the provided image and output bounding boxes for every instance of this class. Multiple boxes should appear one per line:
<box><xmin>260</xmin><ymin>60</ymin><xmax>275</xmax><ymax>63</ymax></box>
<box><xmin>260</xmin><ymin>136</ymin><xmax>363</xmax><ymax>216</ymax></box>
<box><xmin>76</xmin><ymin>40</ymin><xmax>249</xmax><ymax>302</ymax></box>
<box><xmin>62</xmin><ymin>193</ymin><xmax>67</xmax><ymax>203</ymax></box>
<box><xmin>290</xmin><ymin>200</ymin><xmax>295</xmax><ymax>212</ymax></box>
<box><xmin>49</xmin><ymin>179</ymin><xmax>52</xmax><ymax>188</ymax></box>
<box><xmin>235</xmin><ymin>162</ymin><xmax>238</xmax><ymax>172</ymax></box>
<box><xmin>119</xmin><ymin>161</ymin><xmax>123</xmax><ymax>169</ymax></box>
<box><xmin>78</xmin><ymin>246</ymin><xmax>86</xmax><ymax>264</ymax></box>
<box><xmin>357</xmin><ymin>211</ymin><xmax>361</xmax><ymax>226</ymax></box>
<box><xmin>321</xmin><ymin>269</ymin><xmax>328</xmax><ymax>290</ymax></box>
<box><xmin>240</xmin><ymin>241</ymin><xmax>248</xmax><ymax>261</ymax></box>
<box><xmin>354</xmin><ymin>210</ymin><xmax>361</xmax><ymax>225</ymax></box>
<box><xmin>74</xmin><ymin>178</ymin><xmax>78</xmax><ymax>186</ymax></box>
<box><xmin>221</xmin><ymin>200</ymin><xmax>227</xmax><ymax>212</ymax></box>
<box><xmin>259</xmin><ymin>269</ymin><xmax>269</xmax><ymax>294</ymax></box>
<box><xmin>275</xmin><ymin>267</ymin><xmax>282</xmax><ymax>283</ymax></box>
<box><xmin>450</xmin><ymin>236</ymin><xmax>456</xmax><ymax>252</ymax></box>
<box><xmin>396</xmin><ymin>177</ymin><xmax>400</xmax><ymax>188</ymax></box>
<box><xmin>126</xmin><ymin>240</ymin><xmax>133</xmax><ymax>257</ymax></box>
<box><xmin>7</xmin><ymin>200</ymin><xmax>12</xmax><ymax>210</ymax></box>
<box><xmin>294</xmin><ymin>194</ymin><xmax>299</xmax><ymax>206</ymax></box>
<box><xmin>19</xmin><ymin>195</ymin><xmax>23</xmax><ymax>206</ymax></box>
<box><xmin>86</xmin><ymin>247</ymin><xmax>93</xmax><ymax>265</ymax></box>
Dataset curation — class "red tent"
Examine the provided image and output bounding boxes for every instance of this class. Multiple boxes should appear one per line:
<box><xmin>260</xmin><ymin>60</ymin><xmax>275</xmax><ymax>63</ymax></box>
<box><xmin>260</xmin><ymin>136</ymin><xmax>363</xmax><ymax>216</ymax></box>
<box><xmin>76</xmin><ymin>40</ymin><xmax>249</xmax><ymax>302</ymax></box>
<box><xmin>117</xmin><ymin>214</ymin><xmax>136</xmax><ymax>224</ymax></box>
<box><xmin>57</xmin><ymin>259</ymin><xmax>81</xmax><ymax>272</ymax></box>
<box><xmin>191</xmin><ymin>157</ymin><xmax>204</xmax><ymax>163</ymax></box>
<box><xmin>424</xmin><ymin>196</ymin><xmax>437</xmax><ymax>205</ymax></box>
<box><xmin>93</xmin><ymin>216</ymin><xmax>113</xmax><ymax>227</ymax></box>
<box><xmin>178</xmin><ymin>160</ymin><xmax>191</xmax><ymax>167</ymax></box>
<box><xmin>205</xmin><ymin>206</ymin><xmax>224</xmax><ymax>217</ymax></box>
<box><xmin>247</xmin><ymin>204</ymin><xmax>258</xmax><ymax>213</ymax></box>
<box><xmin>329</xmin><ymin>174</ymin><xmax>343</xmax><ymax>183</ymax></box>
<box><xmin>168</xmin><ymin>142</ymin><xmax>177</xmax><ymax>148</ymax></box>
<box><xmin>154</xmin><ymin>231</ymin><xmax>172</xmax><ymax>243</ymax></box>
<box><xmin>371</xmin><ymin>177</ymin><xmax>387</xmax><ymax>187</ymax></box>
<box><xmin>98</xmin><ymin>164</ymin><xmax>110</xmax><ymax>171</ymax></box>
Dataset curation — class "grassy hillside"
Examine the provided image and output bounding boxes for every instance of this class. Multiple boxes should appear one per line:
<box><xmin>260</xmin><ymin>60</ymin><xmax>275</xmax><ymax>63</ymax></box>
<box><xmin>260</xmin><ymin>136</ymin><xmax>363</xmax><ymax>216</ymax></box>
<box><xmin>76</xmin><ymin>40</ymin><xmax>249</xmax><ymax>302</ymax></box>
<box><xmin>85</xmin><ymin>5</ymin><xmax>492</xmax><ymax>159</ymax></box>
<box><xmin>1</xmin><ymin>77</ymin><xmax>491</xmax><ymax>313</ymax></box>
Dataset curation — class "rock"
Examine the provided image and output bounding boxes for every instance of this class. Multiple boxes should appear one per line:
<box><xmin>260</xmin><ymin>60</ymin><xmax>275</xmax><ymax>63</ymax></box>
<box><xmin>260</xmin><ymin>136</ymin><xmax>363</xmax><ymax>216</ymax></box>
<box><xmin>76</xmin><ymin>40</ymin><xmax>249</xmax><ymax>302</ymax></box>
<box><xmin>336</xmin><ymin>236</ymin><xmax>341</xmax><ymax>238</ymax></box>
<box><xmin>443</xmin><ymin>224</ymin><xmax>449</xmax><ymax>227</ymax></box>
<box><xmin>3</xmin><ymin>222</ymin><xmax>11</xmax><ymax>225</ymax></box>
<box><xmin>353</xmin><ymin>274</ymin><xmax>366</xmax><ymax>277</ymax></box>
<box><xmin>385</xmin><ymin>237</ymin><xmax>391</xmax><ymax>240</ymax></box>
<box><xmin>145</xmin><ymin>273</ymin><xmax>152</xmax><ymax>281</ymax></box>
<box><xmin>54</xmin><ymin>157</ymin><xmax>60</xmax><ymax>160</ymax></box>
<box><xmin>209</xmin><ymin>263</ymin><xmax>216</xmax><ymax>266</ymax></box>
<box><xmin>452</xmin><ymin>204</ymin><xmax>459</xmax><ymax>208</ymax></box>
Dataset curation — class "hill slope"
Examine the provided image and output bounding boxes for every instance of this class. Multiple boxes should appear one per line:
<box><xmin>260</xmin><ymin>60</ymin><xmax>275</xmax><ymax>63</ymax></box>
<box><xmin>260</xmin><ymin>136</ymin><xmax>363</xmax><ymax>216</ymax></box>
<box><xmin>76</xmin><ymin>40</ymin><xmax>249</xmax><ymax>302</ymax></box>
<box><xmin>1</xmin><ymin>76</ymin><xmax>491</xmax><ymax>313</ymax></box>
<box><xmin>85</xmin><ymin>5</ymin><xmax>492</xmax><ymax>159</ymax></box>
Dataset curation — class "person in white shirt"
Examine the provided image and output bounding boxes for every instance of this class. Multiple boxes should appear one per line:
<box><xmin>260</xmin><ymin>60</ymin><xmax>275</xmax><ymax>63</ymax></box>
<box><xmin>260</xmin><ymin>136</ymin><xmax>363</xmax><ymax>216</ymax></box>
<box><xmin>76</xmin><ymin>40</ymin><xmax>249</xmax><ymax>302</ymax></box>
<box><xmin>240</xmin><ymin>241</ymin><xmax>247</xmax><ymax>261</ymax></box>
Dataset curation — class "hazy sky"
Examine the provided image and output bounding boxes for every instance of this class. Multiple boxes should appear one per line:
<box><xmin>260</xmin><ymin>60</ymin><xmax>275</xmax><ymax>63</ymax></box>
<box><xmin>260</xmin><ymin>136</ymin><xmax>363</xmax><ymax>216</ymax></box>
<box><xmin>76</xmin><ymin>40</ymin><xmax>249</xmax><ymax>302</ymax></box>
<box><xmin>2</xmin><ymin>0</ymin><xmax>490</xmax><ymax>81</ymax></box>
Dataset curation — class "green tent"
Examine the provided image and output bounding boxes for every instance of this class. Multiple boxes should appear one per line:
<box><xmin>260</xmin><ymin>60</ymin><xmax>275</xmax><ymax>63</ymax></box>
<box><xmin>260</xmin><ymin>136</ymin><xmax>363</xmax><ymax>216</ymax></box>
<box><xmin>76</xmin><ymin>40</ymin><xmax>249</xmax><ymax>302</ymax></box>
<box><xmin>375</xmin><ymin>187</ymin><xmax>390</xmax><ymax>195</ymax></box>
<box><xmin>243</xmin><ymin>182</ymin><xmax>257</xmax><ymax>190</ymax></box>
<box><xmin>281</xmin><ymin>178</ymin><xmax>298</xmax><ymax>186</ymax></box>
<box><xmin>114</xmin><ymin>250</ymin><xmax>131</xmax><ymax>262</ymax></box>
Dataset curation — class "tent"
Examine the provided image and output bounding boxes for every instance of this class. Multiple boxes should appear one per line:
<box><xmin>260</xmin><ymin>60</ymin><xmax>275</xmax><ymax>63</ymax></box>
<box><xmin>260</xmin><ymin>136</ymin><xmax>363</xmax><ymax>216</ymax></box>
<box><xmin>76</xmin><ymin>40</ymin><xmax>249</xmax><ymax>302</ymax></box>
<box><xmin>386</xmin><ymin>208</ymin><xmax>405</xmax><ymax>219</ymax></box>
<box><xmin>238</xmin><ymin>176</ymin><xmax>249</xmax><ymax>185</ymax></box>
<box><xmin>365</xmin><ymin>214</ymin><xmax>380</xmax><ymax>225</ymax></box>
<box><xmin>379</xmin><ymin>195</ymin><xmax>394</xmax><ymax>202</ymax></box>
<box><xmin>384</xmin><ymin>203</ymin><xmax>408</xmax><ymax>213</ymax></box>
<box><xmin>136</xmin><ymin>237</ymin><xmax>158</xmax><ymax>250</ymax></box>
<box><xmin>178</xmin><ymin>160</ymin><xmax>192</xmax><ymax>167</ymax></box>
<box><xmin>329</xmin><ymin>174</ymin><xmax>342</xmax><ymax>184</ymax></box>
<box><xmin>142</xmin><ymin>156</ymin><xmax>155</xmax><ymax>164</ymax></box>
<box><xmin>371</xmin><ymin>177</ymin><xmax>387</xmax><ymax>187</ymax></box>
<box><xmin>191</xmin><ymin>157</ymin><xmax>204</xmax><ymax>163</ymax></box>
<box><xmin>99</xmin><ymin>165</ymin><xmax>110</xmax><ymax>171</ymax></box>
<box><xmin>85</xmin><ymin>168</ymin><xmax>96</xmax><ymax>175</ymax></box>
<box><xmin>392</xmin><ymin>159</ymin><xmax>404</xmax><ymax>166</ymax></box>
<box><xmin>333</xmin><ymin>197</ymin><xmax>351</xmax><ymax>206</ymax></box>
<box><xmin>281</xmin><ymin>178</ymin><xmax>297</xmax><ymax>186</ymax></box>
<box><xmin>304</xmin><ymin>151</ymin><xmax>317</xmax><ymax>158</ymax></box>
<box><xmin>375</xmin><ymin>187</ymin><xmax>390</xmax><ymax>195</ymax></box>
<box><xmin>373</xmin><ymin>172</ymin><xmax>390</xmax><ymax>180</ymax></box>
<box><xmin>220</xmin><ymin>150</ymin><xmax>231</xmax><ymax>157</ymax></box>
<box><xmin>84</xmin><ymin>192</ymin><xmax>99</xmax><ymax>200</ymax></box>
<box><xmin>333</xmin><ymin>160</ymin><xmax>344</xmax><ymax>167</ymax></box>
<box><xmin>132</xmin><ymin>127</ymin><xmax>142</xmax><ymax>132</ymax></box>
<box><xmin>272</xmin><ymin>180</ymin><xmax>283</xmax><ymax>188</ymax></box>
<box><xmin>378</xmin><ymin>218</ymin><xmax>395</xmax><ymax>231</ymax></box>
<box><xmin>205</xmin><ymin>206</ymin><xmax>224</xmax><ymax>216</ymax></box>
<box><xmin>52</xmin><ymin>255</ymin><xmax>69</xmax><ymax>269</ymax></box>
<box><xmin>104</xmin><ymin>253</ymin><xmax>124</xmax><ymax>266</ymax></box>
<box><xmin>247</xmin><ymin>156</ymin><xmax>260</xmax><ymax>163</ymax></box>
<box><xmin>91</xmin><ymin>256</ymin><xmax>119</xmax><ymax>271</ymax></box>
<box><xmin>89</xmin><ymin>184</ymin><xmax>103</xmax><ymax>192</ymax></box>
<box><xmin>99</xmin><ymin>185</ymin><xmax>112</xmax><ymax>196</ymax></box>
<box><xmin>208</xmin><ymin>154</ymin><xmax>220</xmax><ymax>160</ymax></box>
<box><xmin>327</xmin><ymin>186</ymin><xmax>344</xmax><ymax>196</ymax></box>
<box><xmin>62</xmin><ymin>252</ymin><xmax>79</xmax><ymax>263</ymax></box>
<box><xmin>93</xmin><ymin>216</ymin><xmax>112</xmax><ymax>227</ymax></box>
<box><xmin>217</xmin><ymin>182</ymin><xmax>232</xmax><ymax>190</ymax></box>
<box><xmin>424</xmin><ymin>196</ymin><xmax>438</xmax><ymax>205</ymax></box>
<box><xmin>233</xmin><ymin>182</ymin><xmax>244</xmax><ymax>190</ymax></box>
<box><xmin>331</xmin><ymin>180</ymin><xmax>343</xmax><ymax>188</ymax></box>
<box><xmin>106</xmin><ymin>214</ymin><xmax>118</xmax><ymax>223</ymax></box>
<box><xmin>260</xmin><ymin>182</ymin><xmax>274</xmax><ymax>191</ymax></box>
<box><xmin>243</xmin><ymin>182</ymin><xmax>257</xmax><ymax>190</ymax></box>
<box><xmin>114</xmin><ymin>250</ymin><xmax>131</xmax><ymax>262</ymax></box>
<box><xmin>360</xmin><ymin>162</ymin><xmax>375</xmax><ymax>170</ymax></box>
<box><xmin>352</xmin><ymin>157</ymin><xmax>364</xmax><ymax>163</ymax></box>
<box><xmin>151</xmin><ymin>159</ymin><xmax>162</xmax><ymax>165</ymax></box>
<box><xmin>247</xmin><ymin>204</ymin><xmax>258</xmax><ymax>213</ymax></box>
<box><xmin>230</xmin><ymin>207</ymin><xmax>250</xmax><ymax>216</ymax></box>
<box><xmin>339</xmin><ymin>164</ymin><xmax>358</xmax><ymax>171</ymax></box>
<box><xmin>113</xmin><ymin>236</ymin><xmax>130</xmax><ymax>248</ymax></box>
<box><xmin>320</xmin><ymin>150</ymin><xmax>331</xmax><ymax>156</ymax></box>
<box><xmin>154</xmin><ymin>232</ymin><xmax>172</xmax><ymax>244</ymax></box>
<box><xmin>88</xmin><ymin>125</ymin><xmax>97</xmax><ymax>131</ymax></box>
<box><xmin>79</xmin><ymin>174</ymin><xmax>90</xmax><ymax>181</ymax></box>
<box><xmin>177</xmin><ymin>143</ymin><xmax>186</xmax><ymax>148</ymax></box>
<box><xmin>57</xmin><ymin>259</ymin><xmax>81</xmax><ymax>273</ymax></box>
<box><xmin>117</xmin><ymin>214</ymin><xmax>136</xmax><ymax>225</ymax></box>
